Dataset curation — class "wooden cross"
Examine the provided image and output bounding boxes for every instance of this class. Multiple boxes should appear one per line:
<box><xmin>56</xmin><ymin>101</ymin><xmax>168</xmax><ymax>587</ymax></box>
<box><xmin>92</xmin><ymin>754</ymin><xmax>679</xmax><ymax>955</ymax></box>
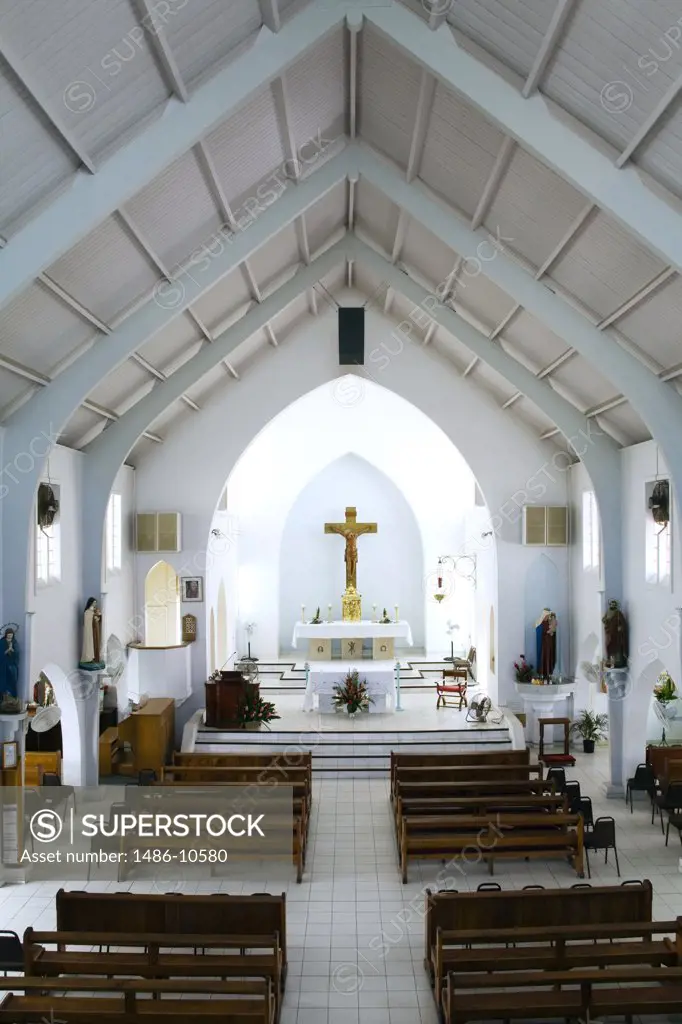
<box><xmin>324</xmin><ymin>506</ymin><xmax>377</xmax><ymax>591</ymax></box>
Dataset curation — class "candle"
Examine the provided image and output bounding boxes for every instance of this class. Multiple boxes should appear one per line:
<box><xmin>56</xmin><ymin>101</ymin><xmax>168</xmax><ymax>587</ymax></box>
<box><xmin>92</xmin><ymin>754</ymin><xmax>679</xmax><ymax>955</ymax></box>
<box><xmin>372</xmin><ymin>603</ymin><xmax>377</xmax><ymax>622</ymax></box>
<box><xmin>394</xmin><ymin>605</ymin><xmax>399</xmax><ymax>622</ymax></box>
<box><xmin>301</xmin><ymin>605</ymin><xmax>305</xmax><ymax>623</ymax></box>
<box><xmin>327</xmin><ymin>604</ymin><xmax>332</xmax><ymax>622</ymax></box>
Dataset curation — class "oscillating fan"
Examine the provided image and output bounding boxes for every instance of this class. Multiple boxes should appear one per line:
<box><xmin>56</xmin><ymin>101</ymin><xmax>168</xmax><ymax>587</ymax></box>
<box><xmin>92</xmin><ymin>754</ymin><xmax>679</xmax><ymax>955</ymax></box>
<box><xmin>30</xmin><ymin>705</ymin><xmax>62</xmax><ymax>733</ymax></box>
<box><xmin>466</xmin><ymin>694</ymin><xmax>492</xmax><ymax>723</ymax></box>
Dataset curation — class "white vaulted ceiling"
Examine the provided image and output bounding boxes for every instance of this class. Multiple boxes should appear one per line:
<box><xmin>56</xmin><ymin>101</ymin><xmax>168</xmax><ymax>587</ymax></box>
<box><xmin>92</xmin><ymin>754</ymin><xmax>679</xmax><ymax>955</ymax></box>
<box><xmin>1</xmin><ymin>0</ymin><xmax>682</xmax><ymax>459</ymax></box>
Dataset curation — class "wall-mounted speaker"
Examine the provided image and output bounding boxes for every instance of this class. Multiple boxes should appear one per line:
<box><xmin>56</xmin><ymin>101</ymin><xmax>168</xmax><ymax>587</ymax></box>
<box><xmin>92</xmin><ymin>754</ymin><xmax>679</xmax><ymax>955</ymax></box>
<box><xmin>338</xmin><ymin>307</ymin><xmax>365</xmax><ymax>365</ymax></box>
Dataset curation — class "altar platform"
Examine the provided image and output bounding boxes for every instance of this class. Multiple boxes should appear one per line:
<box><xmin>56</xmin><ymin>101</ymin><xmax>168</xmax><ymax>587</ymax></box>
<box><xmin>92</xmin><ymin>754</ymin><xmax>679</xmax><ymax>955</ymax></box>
<box><xmin>182</xmin><ymin>692</ymin><xmax>522</xmax><ymax>777</ymax></box>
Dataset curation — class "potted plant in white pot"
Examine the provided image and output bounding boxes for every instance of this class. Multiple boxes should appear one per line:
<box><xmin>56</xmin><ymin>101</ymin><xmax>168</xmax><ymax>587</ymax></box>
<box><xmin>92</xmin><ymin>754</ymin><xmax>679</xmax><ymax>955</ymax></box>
<box><xmin>571</xmin><ymin>709</ymin><xmax>608</xmax><ymax>753</ymax></box>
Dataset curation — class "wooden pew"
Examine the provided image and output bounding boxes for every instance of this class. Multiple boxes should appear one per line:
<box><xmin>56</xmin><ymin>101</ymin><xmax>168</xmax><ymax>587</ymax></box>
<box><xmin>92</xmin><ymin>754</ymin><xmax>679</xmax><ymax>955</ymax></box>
<box><xmin>443</xmin><ymin>964</ymin><xmax>682</xmax><ymax>1024</ymax></box>
<box><xmin>24</xmin><ymin>750</ymin><xmax>61</xmax><ymax>785</ymax></box>
<box><xmin>434</xmin><ymin>919</ymin><xmax>678</xmax><ymax>1010</ymax></box>
<box><xmin>394</xmin><ymin>793</ymin><xmax>566</xmax><ymax>844</ymax></box>
<box><xmin>160</xmin><ymin>764</ymin><xmax>312</xmax><ymax>806</ymax></box>
<box><xmin>56</xmin><ymin>890</ymin><xmax>289</xmax><ymax>981</ymax></box>
<box><xmin>395</xmin><ymin>779</ymin><xmax>554</xmax><ymax>802</ymax></box>
<box><xmin>394</xmin><ymin>763</ymin><xmax>542</xmax><ymax>786</ymax></box>
<box><xmin>175</xmin><ymin>751</ymin><xmax>312</xmax><ymax>770</ymax></box>
<box><xmin>390</xmin><ymin>749</ymin><xmax>530</xmax><ymax>798</ymax></box>
<box><xmin>0</xmin><ymin>976</ymin><xmax>275</xmax><ymax>1023</ymax></box>
<box><xmin>24</xmin><ymin>929</ymin><xmax>283</xmax><ymax>1018</ymax></box>
<box><xmin>423</xmin><ymin>881</ymin><xmax>654</xmax><ymax>981</ymax></box>
<box><xmin>400</xmin><ymin>811</ymin><xmax>583</xmax><ymax>883</ymax></box>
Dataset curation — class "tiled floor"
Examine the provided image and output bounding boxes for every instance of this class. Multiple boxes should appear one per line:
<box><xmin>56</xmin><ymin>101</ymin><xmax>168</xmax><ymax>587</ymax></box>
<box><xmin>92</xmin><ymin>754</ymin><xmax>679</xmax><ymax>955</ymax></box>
<box><xmin>4</xmin><ymin>746</ymin><xmax>682</xmax><ymax>1022</ymax></box>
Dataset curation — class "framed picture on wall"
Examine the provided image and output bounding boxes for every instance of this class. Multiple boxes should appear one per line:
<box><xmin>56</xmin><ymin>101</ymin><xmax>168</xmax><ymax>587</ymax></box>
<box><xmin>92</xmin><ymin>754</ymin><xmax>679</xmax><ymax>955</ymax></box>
<box><xmin>181</xmin><ymin>576</ymin><xmax>203</xmax><ymax>603</ymax></box>
<box><xmin>2</xmin><ymin>741</ymin><xmax>17</xmax><ymax>770</ymax></box>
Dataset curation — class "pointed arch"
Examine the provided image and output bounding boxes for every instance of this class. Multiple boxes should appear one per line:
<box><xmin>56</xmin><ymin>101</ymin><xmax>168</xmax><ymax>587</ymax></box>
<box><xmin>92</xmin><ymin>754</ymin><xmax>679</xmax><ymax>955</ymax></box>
<box><xmin>144</xmin><ymin>560</ymin><xmax>180</xmax><ymax>646</ymax></box>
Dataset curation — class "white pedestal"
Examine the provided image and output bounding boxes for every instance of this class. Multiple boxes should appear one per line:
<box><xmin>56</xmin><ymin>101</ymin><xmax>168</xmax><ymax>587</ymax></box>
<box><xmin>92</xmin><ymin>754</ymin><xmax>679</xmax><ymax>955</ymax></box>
<box><xmin>127</xmin><ymin>644</ymin><xmax>192</xmax><ymax>704</ymax></box>
<box><xmin>514</xmin><ymin>683</ymin><xmax>575</xmax><ymax>745</ymax></box>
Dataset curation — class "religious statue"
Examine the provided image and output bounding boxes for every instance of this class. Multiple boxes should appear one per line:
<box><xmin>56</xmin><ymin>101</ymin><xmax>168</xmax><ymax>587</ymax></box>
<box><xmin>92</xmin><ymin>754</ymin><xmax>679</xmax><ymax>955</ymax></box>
<box><xmin>79</xmin><ymin>597</ymin><xmax>105</xmax><ymax>670</ymax></box>
<box><xmin>0</xmin><ymin>624</ymin><xmax>20</xmax><ymax>699</ymax></box>
<box><xmin>602</xmin><ymin>598</ymin><xmax>628</xmax><ymax>669</ymax></box>
<box><xmin>324</xmin><ymin>507</ymin><xmax>378</xmax><ymax>622</ymax></box>
<box><xmin>535</xmin><ymin>608</ymin><xmax>557</xmax><ymax>679</ymax></box>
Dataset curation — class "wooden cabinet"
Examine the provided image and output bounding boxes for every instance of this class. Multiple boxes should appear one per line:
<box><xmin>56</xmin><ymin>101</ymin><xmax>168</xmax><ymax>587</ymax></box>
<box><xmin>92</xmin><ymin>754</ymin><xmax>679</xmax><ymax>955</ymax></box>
<box><xmin>117</xmin><ymin>698</ymin><xmax>175</xmax><ymax>777</ymax></box>
<box><xmin>646</xmin><ymin>744</ymin><xmax>682</xmax><ymax>781</ymax></box>
<box><xmin>205</xmin><ymin>673</ymin><xmax>257</xmax><ymax>729</ymax></box>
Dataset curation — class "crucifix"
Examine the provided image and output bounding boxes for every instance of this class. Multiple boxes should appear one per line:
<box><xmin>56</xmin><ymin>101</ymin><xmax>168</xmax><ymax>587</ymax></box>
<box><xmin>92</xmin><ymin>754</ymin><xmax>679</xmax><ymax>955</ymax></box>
<box><xmin>324</xmin><ymin>507</ymin><xmax>378</xmax><ymax>590</ymax></box>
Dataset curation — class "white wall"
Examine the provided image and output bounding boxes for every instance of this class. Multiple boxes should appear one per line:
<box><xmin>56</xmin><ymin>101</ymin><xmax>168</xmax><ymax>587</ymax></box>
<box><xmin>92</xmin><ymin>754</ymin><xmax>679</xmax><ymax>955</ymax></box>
<box><xmin>279</xmin><ymin>454</ymin><xmax>426</xmax><ymax>651</ymax></box>
<box><xmin>620</xmin><ymin>442</ymin><xmax>682</xmax><ymax>779</ymax></box>
<box><xmin>133</xmin><ymin>294</ymin><xmax>570</xmax><ymax>713</ymax></box>
<box><xmin>29</xmin><ymin>446</ymin><xmax>135</xmax><ymax>708</ymax></box>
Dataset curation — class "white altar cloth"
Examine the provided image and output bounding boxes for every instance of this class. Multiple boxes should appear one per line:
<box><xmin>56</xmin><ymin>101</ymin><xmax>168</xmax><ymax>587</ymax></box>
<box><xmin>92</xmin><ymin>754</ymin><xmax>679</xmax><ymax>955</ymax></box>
<box><xmin>292</xmin><ymin>619</ymin><xmax>413</xmax><ymax>647</ymax></box>
<box><xmin>303</xmin><ymin>660</ymin><xmax>396</xmax><ymax>713</ymax></box>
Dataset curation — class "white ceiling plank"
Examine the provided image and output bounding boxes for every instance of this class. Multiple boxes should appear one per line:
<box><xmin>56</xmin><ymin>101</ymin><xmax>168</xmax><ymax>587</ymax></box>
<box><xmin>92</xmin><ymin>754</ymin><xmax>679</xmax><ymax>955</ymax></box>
<box><xmin>0</xmin><ymin>4</ymin><xmax>344</xmax><ymax>313</ymax></box>
<box><xmin>366</xmin><ymin>4</ymin><xmax>682</xmax><ymax>273</ymax></box>
<box><xmin>471</xmin><ymin>136</ymin><xmax>515</xmax><ymax>230</ymax></box>
<box><xmin>0</xmin><ymin>38</ymin><xmax>95</xmax><ymax>173</ymax></box>
<box><xmin>522</xmin><ymin>0</ymin><xmax>577</xmax><ymax>98</ymax></box>
<box><xmin>616</xmin><ymin>74</ymin><xmax>682</xmax><ymax>169</ymax></box>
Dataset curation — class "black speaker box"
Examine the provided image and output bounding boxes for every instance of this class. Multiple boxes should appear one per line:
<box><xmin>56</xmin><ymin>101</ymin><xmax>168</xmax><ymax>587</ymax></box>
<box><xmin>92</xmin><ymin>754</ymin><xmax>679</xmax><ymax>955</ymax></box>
<box><xmin>338</xmin><ymin>307</ymin><xmax>365</xmax><ymax>365</ymax></box>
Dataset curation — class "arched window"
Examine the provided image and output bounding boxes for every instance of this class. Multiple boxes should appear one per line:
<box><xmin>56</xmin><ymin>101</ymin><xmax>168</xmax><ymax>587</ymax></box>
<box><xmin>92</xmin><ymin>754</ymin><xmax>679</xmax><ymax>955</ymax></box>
<box><xmin>217</xmin><ymin>581</ymin><xmax>227</xmax><ymax>670</ymax></box>
<box><xmin>144</xmin><ymin>561</ymin><xmax>181</xmax><ymax>646</ymax></box>
<box><xmin>209</xmin><ymin>608</ymin><xmax>216</xmax><ymax>674</ymax></box>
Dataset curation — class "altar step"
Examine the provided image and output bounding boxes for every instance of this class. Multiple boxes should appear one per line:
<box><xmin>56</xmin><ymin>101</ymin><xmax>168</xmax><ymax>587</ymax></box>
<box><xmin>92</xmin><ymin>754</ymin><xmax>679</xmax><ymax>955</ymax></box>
<box><xmin>253</xmin><ymin>660</ymin><xmax>467</xmax><ymax>692</ymax></box>
<box><xmin>193</xmin><ymin>725</ymin><xmax>512</xmax><ymax>777</ymax></box>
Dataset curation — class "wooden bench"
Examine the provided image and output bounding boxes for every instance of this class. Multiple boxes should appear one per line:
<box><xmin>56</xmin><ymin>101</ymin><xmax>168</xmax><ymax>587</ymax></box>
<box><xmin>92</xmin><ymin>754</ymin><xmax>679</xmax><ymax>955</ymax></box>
<box><xmin>434</xmin><ymin>919</ymin><xmax>678</xmax><ymax>1010</ymax></box>
<box><xmin>56</xmin><ymin>890</ymin><xmax>289</xmax><ymax>981</ymax></box>
<box><xmin>394</xmin><ymin>793</ymin><xmax>566</xmax><ymax>844</ymax></box>
<box><xmin>390</xmin><ymin>749</ymin><xmax>529</xmax><ymax>799</ymax></box>
<box><xmin>0</xmin><ymin>976</ymin><xmax>275</xmax><ymax>1023</ymax></box>
<box><xmin>423</xmin><ymin>881</ymin><xmax>654</xmax><ymax>981</ymax></box>
<box><xmin>174</xmin><ymin>751</ymin><xmax>312</xmax><ymax>770</ymax></box>
<box><xmin>400</xmin><ymin>811</ymin><xmax>583</xmax><ymax>883</ymax></box>
<box><xmin>160</xmin><ymin>765</ymin><xmax>312</xmax><ymax>807</ymax></box>
<box><xmin>24</xmin><ymin>929</ymin><xmax>284</xmax><ymax>1018</ymax></box>
<box><xmin>395</xmin><ymin>779</ymin><xmax>554</xmax><ymax>803</ymax></box>
<box><xmin>443</xmin><ymin>964</ymin><xmax>682</xmax><ymax>1024</ymax></box>
<box><xmin>394</xmin><ymin>763</ymin><xmax>542</xmax><ymax>787</ymax></box>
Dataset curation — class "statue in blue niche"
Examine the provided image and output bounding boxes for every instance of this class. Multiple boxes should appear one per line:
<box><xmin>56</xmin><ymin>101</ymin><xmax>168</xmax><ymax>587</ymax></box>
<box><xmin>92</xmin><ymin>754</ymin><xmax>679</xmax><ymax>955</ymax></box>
<box><xmin>535</xmin><ymin>608</ymin><xmax>557</xmax><ymax>680</ymax></box>
<box><xmin>0</xmin><ymin>624</ymin><xmax>20</xmax><ymax>700</ymax></box>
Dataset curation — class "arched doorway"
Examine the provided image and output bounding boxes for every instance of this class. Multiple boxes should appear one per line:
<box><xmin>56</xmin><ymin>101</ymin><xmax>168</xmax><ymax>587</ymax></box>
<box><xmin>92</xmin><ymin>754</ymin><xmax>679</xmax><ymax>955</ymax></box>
<box><xmin>144</xmin><ymin>561</ymin><xmax>180</xmax><ymax>645</ymax></box>
<box><xmin>217</xmin><ymin>582</ymin><xmax>227</xmax><ymax>670</ymax></box>
<box><xmin>35</xmin><ymin>664</ymin><xmax>86</xmax><ymax>786</ymax></box>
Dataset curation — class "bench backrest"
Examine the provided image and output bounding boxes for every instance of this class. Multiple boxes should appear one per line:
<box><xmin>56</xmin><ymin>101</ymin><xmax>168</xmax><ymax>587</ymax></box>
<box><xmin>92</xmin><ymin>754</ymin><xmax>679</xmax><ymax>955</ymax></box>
<box><xmin>160</xmin><ymin>765</ymin><xmax>309</xmax><ymax>786</ymax></box>
<box><xmin>394</xmin><ymin>765</ymin><xmax>541</xmax><ymax>785</ymax></box>
<box><xmin>24</xmin><ymin>751</ymin><xmax>61</xmax><ymax>786</ymax></box>
<box><xmin>174</xmin><ymin>752</ymin><xmax>312</xmax><ymax>769</ymax></box>
<box><xmin>56</xmin><ymin>891</ymin><xmax>287</xmax><ymax>963</ymax></box>
<box><xmin>424</xmin><ymin>881</ymin><xmax>653</xmax><ymax>962</ymax></box>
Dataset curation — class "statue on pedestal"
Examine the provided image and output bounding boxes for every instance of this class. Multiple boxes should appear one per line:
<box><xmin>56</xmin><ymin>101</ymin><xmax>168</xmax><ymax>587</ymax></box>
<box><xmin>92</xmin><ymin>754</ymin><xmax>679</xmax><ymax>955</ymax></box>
<box><xmin>324</xmin><ymin>506</ymin><xmax>378</xmax><ymax>622</ymax></box>
<box><xmin>79</xmin><ymin>597</ymin><xmax>105</xmax><ymax>670</ymax></box>
<box><xmin>0</xmin><ymin>624</ymin><xmax>20</xmax><ymax>700</ymax></box>
<box><xmin>602</xmin><ymin>599</ymin><xmax>628</xmax><ymax>669</ymax></box>
<box><xmin>536</xmin><ymin>608</ymin><xmax>557</xmax><ymax>679</ymax></box>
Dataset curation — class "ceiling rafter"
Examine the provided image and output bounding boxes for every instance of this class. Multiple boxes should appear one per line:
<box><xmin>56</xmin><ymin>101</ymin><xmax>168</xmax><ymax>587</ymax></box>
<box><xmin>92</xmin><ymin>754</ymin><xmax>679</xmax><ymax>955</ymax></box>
<box><xmin>616</xmin><ymin>74</ymin><xmax>682</xmax><ymax>169</ymax></box>
<box><xmin>0</xmin><ymin>38</ymin><xmax>95</xmax><ymax>173</ymax></box>
<box><xmin>195</xmin><ymin>141</ymin><xmax>263</xmax><ymax>304</ymax></box>
<box><xmin>0</xmin><ymin>3</ymin><xmax>344</xmax><ymax>313</ymax></box>
<box><xmin>259</xmin><ymin>0</ymin><xmax>281</xmax><ymax>33</ymax></box>
<box><xmin>471</xmin><ymin>136</ymin><xmax>515</xmax><ymax>230</ymax></box>
<box><xmin>522</xmin><ymin>0</ymin><xmax>577</xmax><ymax>97</ymax></box>
<box><xmin>348</xmin><ymin>15</ymin><xmax>360</xmax><ymax>139</ymax></box>
<box><xmin>131</xmin><ymin>0</ymin><xmax>189</xmax><ymax>101</ymax></box>
<box><xmin>406</xmin><ymin>70</ymin><xmax>436</xmax><ymax>182</ymax></box>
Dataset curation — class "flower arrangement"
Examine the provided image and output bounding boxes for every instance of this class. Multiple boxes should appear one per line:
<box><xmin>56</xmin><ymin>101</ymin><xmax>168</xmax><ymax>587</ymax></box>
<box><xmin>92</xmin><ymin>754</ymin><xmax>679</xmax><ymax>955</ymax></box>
<box><xmin>514</xmin><ymin>656</ymin><xmax>534</xmax><ymax>682</ymax></box>
<box><xmin>332</xmin><ymin>669</ymin><xmax>374</xmax><ymax>714</ymax></box>
<box><xmin>379</xmin><ymin>608</ymin><xmax>391</xmax><ymax>624</ymax></box>
<box><xmin>237</xmin><ymin>689</ymin><xmax>280</xmax><ymax>728</ymax></box>
<box><xmin>654</xmin><ymin>671</ymin><xmax>677</xmax><ymax>704</ymax></box>
<box><xmin>309</xmin><ymin>607</ymin><xmax>322</xmax><ymax>624</ymax></box>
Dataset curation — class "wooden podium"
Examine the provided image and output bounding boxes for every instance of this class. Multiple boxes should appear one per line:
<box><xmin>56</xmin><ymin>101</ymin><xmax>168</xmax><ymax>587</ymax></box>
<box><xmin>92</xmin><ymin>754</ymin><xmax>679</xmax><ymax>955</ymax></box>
<box><xmin>205</xmin><ymin>672</ymin><xmax>258</xmax><ymax>729</ymax></box>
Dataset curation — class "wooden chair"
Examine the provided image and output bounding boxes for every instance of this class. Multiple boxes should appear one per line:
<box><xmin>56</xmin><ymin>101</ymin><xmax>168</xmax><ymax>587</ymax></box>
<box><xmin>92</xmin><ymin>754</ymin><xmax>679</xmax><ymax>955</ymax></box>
<box><xmin>436</xmin><ymin>667</ymin><xmax>468</xmax><ymax>710</ymax></box>
<box><xmin>538</xmin><ymin>717</ymin><xmax>575</xmax><ymax>767</ymax></box>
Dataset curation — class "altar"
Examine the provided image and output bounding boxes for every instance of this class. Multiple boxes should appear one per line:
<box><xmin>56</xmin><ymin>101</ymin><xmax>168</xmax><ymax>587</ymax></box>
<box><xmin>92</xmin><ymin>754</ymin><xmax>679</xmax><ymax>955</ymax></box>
<box><xmin>302</xmin><ymin>660</ymin><xmax>396</xmax><ymax>713</ymax></box>
<box><xmin>292</xmin><ymin>620</ymin><xmax>413</xmax><ymax>660</ymax></box>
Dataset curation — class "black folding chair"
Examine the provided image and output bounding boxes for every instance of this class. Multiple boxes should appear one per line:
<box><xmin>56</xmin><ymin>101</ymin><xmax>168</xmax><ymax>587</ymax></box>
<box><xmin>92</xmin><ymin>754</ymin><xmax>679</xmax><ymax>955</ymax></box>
<box><xmin>564</xmin><ymin>780</ymin><xmax>582</xmax><ymax>814</ymax></box>
<box><xmin>652</xmin><ymin>780</ymin><xmax>682</xmax><ymax>833</ymax></box>
<box><xmin>522</xmin><ymin>885</ymin><xmax>545</xmax><ymax>890</ymax></box>
<box><xmin>0</xmin><ymin>932</ymin><xmax>22</xmax><ymax>975</ymax></box>
<box><xmin>546</xmin><ymin>766</ymin><xmax>567</xmax><ymax>793</ymax></box>
<box><xmin>626</xmin><ymin>763</ymin><xmax>656</xmax><ymax>812</ymax></box>
<box><xmin>585</xmin><ymin>816</ymin><xmax>620</xmax><ymax>878</ymax></box>
<box><xmin>477</xmin><ymin>882</ymin><xmax>501</xmax><ymax>891</ymax></box>
<box><xmin>578</xmin><ymin>796</ymin><xmax>594</xmax><ymax>831</ymax></box>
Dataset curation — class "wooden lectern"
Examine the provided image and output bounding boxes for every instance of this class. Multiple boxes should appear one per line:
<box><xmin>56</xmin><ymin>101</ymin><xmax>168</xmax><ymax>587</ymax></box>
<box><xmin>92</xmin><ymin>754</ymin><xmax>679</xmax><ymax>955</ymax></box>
<box><xmin>205</xmin><ymin>671</ymin><xmax>259</xmax><ymax>729</ymax></box>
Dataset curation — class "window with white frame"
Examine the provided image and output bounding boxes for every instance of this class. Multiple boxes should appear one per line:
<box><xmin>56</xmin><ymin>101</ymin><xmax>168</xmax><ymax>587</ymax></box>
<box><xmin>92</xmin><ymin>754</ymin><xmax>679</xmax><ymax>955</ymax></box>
<box><xmin>36</xmin><ymin>522</ymin><xmax>61</xmax><ymax>584</ymax></box>
<box><xmin>645</xmin><ymin>482</ymin><xmax>671</xmax><ymax>586</ymax></box>
<box><xmin>582</xmin><ymin>490</ymin><xmax>600</xmax><ymax>571</ymax></box>
<box><xmin>106</xmin><ymin>493</ymin><xmax>122</xmax><ymax>572</ymax></box>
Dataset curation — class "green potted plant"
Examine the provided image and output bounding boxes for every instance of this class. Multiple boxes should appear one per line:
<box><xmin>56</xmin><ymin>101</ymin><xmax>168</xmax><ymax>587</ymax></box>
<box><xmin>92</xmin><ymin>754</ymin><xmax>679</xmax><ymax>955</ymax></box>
<box><xmin>237</xmin><ymin>690</ymin><xmax>280</xmax><ymax>730</ymax></box>
<box><xmin>654</xmin><ymin>671</ymin><xmax>677</xmax><ymax>705</ymax></box>
<box><xmin>570</xmin><ymin>709</ymin><xmax>608</xmax><ymax>753</ymax></box>
<box><xmin>332</xmin><ymin>669</ymin><xmax>374</xmax><ymax>715</ymax></box>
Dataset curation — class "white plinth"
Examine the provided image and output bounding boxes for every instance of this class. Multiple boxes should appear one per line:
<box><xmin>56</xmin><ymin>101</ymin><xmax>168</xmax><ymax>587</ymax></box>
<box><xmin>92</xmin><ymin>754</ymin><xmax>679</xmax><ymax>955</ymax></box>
<box><xmin>303</xmin><ymin>661</ymin><xmax>395</xmax><ymax>713</ymax></box>
<box><xmin>292</xmin><ymin>620</ymin><xmax>413</xmax><ymax>649</ymax></box>
<box><xmin>127</xmin><ymin>644</ymin><xmax>192</xmax><ymax>704</ymax></box>
<box><xmin>514</xmin><ymin>682</ymin><xmax>575</xmax><ymax>745</ymax></box>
